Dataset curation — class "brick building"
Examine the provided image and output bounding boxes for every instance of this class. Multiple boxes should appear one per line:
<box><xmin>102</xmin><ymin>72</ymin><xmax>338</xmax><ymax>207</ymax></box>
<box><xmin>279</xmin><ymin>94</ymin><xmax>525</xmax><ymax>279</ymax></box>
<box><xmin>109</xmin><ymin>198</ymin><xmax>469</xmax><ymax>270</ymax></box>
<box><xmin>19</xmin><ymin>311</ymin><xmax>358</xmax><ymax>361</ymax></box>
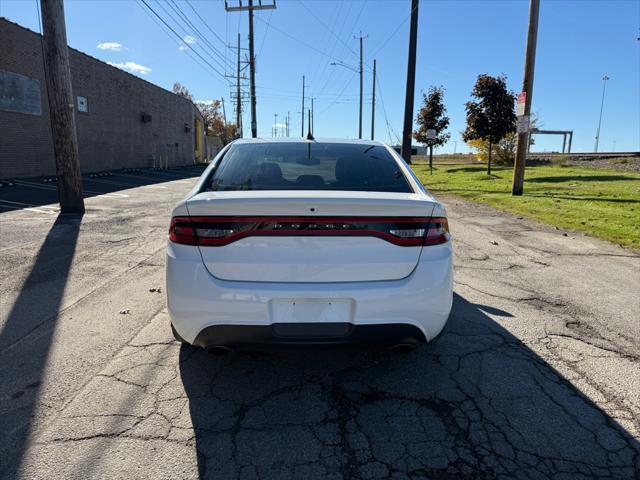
<box><xmin>0</xmin><ymin>18</ymin><xmax>205</xmax><ymax>179</ymax></box>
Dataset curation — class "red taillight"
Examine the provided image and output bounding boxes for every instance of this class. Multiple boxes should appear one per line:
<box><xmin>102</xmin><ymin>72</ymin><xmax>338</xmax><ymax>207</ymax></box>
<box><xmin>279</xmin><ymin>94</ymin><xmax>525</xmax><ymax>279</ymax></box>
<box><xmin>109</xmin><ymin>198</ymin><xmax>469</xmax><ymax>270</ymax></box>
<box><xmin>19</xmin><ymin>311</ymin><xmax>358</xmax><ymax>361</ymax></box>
<box><xmin>169</xmin><ymin>217</ymin><xmax>198</xmax><ymax>245</ymax></box>
<box><xmin>169</xmin><ymin>216</ymin><xmax>450</xmax><ymax>247</ymax></box>
<box><xmin>424</xmin><ymin>217</ymin><xmax>450</xmax><ymax>245</ymax></box>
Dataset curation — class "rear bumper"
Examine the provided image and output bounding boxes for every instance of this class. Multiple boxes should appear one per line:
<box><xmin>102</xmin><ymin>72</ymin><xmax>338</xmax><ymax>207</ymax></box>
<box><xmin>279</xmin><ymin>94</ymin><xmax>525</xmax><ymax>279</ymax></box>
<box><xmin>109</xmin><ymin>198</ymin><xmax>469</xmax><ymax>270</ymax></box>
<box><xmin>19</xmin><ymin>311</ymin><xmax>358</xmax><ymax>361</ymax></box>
<box><xmin>166</xmin><ymin>241</ymin><xmax>453</xmax><ymax>346</ymax></box>
<box><xmin>192</xmin><ymin>323</ymin><xmax>427</xmax><ymax>349</ymax></box>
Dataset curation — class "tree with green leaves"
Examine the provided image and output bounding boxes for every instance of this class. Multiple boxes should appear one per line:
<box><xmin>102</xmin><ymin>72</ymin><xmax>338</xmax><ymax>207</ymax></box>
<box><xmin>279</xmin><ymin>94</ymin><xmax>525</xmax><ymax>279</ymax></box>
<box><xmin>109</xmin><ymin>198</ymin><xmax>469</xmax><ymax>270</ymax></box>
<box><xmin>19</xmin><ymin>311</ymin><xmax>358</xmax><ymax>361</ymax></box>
<box><xmin>467</xmin><ymin>113</ymin><xmax>538</xmax><ymax>166</ymax></box>
<box><xmin>414</xmin><ymin>86</ymin><xmax>450</xmax><ymax>174</ymax></box>
<box><xmin>462</xmin><ymin>74</ymin><xmax>516</xmax><ymax>175</ymax></box>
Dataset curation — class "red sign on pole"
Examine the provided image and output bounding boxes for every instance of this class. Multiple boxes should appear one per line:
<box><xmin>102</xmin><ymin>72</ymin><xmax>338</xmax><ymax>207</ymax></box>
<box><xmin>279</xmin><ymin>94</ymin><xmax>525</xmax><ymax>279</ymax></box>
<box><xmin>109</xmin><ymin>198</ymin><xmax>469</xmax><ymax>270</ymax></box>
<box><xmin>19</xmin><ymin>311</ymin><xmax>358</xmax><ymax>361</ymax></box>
<box><xmin>516</xmin><ymin>92</ymin><xmax>526</xmax><ymax>117</ymax></box>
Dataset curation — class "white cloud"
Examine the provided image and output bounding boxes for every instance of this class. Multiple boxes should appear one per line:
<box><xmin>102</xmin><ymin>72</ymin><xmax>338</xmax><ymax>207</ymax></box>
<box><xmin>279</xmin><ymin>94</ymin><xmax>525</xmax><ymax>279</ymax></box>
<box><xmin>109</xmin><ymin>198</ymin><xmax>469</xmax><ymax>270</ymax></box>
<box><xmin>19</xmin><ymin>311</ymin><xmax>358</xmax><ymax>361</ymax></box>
<box><xmin>183</xmin><ymin>35</ymin><xmax>197</xmax><ymax>45</ymax></box>
<box><xmin>107</xmin><ymin>61</ymin><xmax>152</xmax><ymax>75</ymax></box>
<box><xmin>97</xmin><ymin>42</ymin><xmax>123</xmax><ymax>51</ymax></box>
<box><xmin>178</xmin><ymin>45</ymin><xmax>188</xmax><ymax>51</ymax></box>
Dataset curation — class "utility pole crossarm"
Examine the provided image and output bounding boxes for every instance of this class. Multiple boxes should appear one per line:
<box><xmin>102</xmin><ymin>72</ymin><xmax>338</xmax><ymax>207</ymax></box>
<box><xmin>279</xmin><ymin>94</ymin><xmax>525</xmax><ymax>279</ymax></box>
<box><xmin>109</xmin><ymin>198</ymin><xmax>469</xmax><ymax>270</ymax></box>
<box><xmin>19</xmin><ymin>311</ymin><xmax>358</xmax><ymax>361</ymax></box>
<box><xmin>224</xmin><ymin>0</ymin><xmax>276</xmax><ymax>12</ymax></box>
<box><xmin>224</xmin><ymin>0</ymin><xmax>277</xmax><ymax>138</ymax></box>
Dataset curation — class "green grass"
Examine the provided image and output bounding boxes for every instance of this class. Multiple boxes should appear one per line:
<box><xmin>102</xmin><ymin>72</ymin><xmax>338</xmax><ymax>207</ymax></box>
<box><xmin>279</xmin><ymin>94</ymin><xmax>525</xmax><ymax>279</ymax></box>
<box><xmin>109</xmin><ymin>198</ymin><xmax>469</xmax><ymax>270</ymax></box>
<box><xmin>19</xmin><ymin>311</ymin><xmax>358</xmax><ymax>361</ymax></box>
<box><xmin>411</xmin><ymin>162</ymin><xmax>640</xmax><ymax>250</ymax></box>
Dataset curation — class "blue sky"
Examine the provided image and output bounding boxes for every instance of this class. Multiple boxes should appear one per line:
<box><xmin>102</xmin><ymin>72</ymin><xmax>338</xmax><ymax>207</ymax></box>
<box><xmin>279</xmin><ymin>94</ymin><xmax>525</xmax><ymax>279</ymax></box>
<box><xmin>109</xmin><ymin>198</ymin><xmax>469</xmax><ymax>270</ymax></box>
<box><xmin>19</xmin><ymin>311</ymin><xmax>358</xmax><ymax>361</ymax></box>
<box><xmin>2</xmin><ymin>0</ymin><xmax>639</xmax><ymax>153</ymax></box>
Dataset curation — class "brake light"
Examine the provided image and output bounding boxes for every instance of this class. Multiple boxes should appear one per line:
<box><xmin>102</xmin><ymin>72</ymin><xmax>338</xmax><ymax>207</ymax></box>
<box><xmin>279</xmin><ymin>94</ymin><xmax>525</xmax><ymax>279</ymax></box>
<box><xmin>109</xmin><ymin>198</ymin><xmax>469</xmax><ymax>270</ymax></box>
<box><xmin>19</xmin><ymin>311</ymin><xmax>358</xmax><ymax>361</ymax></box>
<box><xmin>169</xmin><ymin>216</ymin><xmax>450</xmax><ymax>247</ymax></box>
<box><xmin>424</xmin><ymin>217</ymin><xmax>450</xmax><ymax>245</ymax></box>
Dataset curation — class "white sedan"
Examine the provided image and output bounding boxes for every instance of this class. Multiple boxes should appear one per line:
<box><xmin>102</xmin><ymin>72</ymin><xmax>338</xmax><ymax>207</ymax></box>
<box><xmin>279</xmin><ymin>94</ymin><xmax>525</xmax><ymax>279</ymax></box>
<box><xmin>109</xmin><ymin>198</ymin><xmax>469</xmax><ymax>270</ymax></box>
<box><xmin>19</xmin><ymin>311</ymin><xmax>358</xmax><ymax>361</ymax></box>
<box><xmin>166</xmin><ymin>138</ymin><xmax>452</xmax><ymax>354</ymax></box>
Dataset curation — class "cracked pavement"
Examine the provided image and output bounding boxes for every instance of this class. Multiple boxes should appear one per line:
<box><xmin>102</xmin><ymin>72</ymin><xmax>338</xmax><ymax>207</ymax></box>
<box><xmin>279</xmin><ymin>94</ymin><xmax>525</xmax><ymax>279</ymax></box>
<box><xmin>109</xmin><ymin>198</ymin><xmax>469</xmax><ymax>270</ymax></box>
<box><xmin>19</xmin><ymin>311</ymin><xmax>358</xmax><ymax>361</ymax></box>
<box><xmin>1</xmin><ymin>174</ymin><xmax>639</xmax><ymax>479</ymax></box>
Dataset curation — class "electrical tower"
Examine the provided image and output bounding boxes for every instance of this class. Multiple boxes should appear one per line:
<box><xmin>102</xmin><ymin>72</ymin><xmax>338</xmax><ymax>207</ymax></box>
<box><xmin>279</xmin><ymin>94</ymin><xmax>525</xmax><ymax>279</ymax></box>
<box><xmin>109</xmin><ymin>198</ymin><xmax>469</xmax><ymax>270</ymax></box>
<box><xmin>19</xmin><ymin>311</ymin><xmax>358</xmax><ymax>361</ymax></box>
<box><xmin>224</xmin><ymin>0</ymin><xmax>277</xmax><ymax>138</ymax></box>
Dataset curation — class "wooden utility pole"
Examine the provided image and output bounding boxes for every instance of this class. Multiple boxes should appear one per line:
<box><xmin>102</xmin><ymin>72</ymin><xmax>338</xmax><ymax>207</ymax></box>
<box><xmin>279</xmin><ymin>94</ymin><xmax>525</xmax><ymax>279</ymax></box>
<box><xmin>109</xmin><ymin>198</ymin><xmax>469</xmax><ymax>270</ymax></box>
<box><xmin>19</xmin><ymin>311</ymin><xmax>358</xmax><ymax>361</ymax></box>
<box><xmin>371</xmin><ymin>59</ymin><xmax>376</xmax><ymax>140</ymax></box>
<box><xmin>301</xmin><ymin>75</ymin><xmax>305</xmax><ymax>137</ymax></box>
<box><xmin>401</xmin><ymin>0</ymin><xmax>419</xmax><ymax>164</ymax></box>
<box><xmin>221</xmin><ymin>96</ymin><xmax>228</xmax><ymax>143</ymax></box>
<box><xmin>40</xmin><ymin>0</ymin><xmax>84</xmax><ymax>213</ymax></box>
<box><xmin>236</xmin><ymin>33</ymin><xmax>242</xmax><ymax>138</ymax></box>
<box><xmin>221</xmin><ymin>97</ymin><xmax>227</xmax><ymax>126</ymax></box>
<box><xmin>512</xmin><ymin>0</ymin><xmax>540</xmax><ymax>196</ymax></box>
<box><xmin>355</xmin><ymin>32</ymin><xmax>367</xmax><ymax>139</ymax></box>
<box><xmin>247</xmin><ymin>0</ymin><xmax>257</xmax><ymax>137</ymax></box>
<box><xmin>224</xmin><ymin>0</ymin><xmax>276</xmax><ymax>138</ymax></box>
<box><xmin>306</xmin><ymin>109</ymin><xmax>313</xmax><ymax>139</ymax></box>
<box><xmin>358</xmin><ymin>34</ymin><xmax>363</xmax><ymax>139</ymax></box>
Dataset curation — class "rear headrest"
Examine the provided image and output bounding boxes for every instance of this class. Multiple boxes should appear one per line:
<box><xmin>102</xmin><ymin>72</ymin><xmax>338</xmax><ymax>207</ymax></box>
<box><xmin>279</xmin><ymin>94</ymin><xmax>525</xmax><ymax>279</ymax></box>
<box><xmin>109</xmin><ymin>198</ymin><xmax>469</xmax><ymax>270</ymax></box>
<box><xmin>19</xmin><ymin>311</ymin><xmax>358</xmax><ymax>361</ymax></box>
<box><xmin>295</xmin><ymin>175</ymin><xmax>325</xmax><ymax>187</ymax></box>
<box><xmin>335</xmin><ymin>157</ymin><xmax>367</xmax><ymax>183</ymax></box>
<box><xmin>256</xmin><ymin>162</ymin><xmax>283</xmax><ymax>179</ymax></box>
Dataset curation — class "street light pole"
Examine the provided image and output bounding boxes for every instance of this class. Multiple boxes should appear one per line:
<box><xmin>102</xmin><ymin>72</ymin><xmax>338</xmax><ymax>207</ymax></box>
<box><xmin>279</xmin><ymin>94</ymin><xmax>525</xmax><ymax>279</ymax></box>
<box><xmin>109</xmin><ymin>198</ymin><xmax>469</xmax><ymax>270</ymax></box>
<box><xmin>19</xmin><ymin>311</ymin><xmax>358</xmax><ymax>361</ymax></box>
<box><xmin>594</xmin><ymin>75</ymin><xmax>609</xmax><ymax>153</ymax></box>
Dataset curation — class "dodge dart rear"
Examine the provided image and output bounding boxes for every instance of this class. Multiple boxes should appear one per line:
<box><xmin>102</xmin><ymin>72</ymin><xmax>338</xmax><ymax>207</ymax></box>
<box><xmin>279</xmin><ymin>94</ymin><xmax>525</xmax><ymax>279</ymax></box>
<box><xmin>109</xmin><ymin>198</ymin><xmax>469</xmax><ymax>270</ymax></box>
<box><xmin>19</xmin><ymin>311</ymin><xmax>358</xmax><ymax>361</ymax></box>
<box><xmin>166</xmin><ymin>138</ymin><xmax>452</xmax><ymax>353</ymax></box>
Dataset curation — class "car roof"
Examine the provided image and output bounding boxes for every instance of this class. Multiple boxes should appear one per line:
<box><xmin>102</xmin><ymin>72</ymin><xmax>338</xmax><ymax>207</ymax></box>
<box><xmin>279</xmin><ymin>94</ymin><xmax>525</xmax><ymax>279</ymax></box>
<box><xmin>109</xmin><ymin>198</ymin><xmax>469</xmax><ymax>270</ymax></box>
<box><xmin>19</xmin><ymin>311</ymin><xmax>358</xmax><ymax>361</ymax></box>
<box><xmin>231</xmin><ymin>137</ymin><xmax>386</xmax><ymax>147</ymax></box>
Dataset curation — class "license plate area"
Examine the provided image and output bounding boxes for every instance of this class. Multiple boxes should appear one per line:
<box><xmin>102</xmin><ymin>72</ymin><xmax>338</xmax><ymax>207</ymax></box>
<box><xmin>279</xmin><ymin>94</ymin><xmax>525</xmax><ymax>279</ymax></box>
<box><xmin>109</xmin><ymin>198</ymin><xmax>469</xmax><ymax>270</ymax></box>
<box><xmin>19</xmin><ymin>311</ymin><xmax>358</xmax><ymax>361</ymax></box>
<box><xmin>269</xmin><ymin>298</ymin><xmax>354</xmax><ymax>324</ymax></box>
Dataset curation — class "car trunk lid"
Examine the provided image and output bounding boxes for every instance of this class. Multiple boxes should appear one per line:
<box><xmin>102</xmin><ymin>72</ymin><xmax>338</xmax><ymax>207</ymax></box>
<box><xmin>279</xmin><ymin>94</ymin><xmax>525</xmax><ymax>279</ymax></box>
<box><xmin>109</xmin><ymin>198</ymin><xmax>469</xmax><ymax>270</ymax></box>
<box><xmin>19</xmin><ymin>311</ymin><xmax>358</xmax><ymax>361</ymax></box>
<box><xmin>185</xmin><ymin>191</ymin><xmax>436</xmax><ymax>283</ymax></box>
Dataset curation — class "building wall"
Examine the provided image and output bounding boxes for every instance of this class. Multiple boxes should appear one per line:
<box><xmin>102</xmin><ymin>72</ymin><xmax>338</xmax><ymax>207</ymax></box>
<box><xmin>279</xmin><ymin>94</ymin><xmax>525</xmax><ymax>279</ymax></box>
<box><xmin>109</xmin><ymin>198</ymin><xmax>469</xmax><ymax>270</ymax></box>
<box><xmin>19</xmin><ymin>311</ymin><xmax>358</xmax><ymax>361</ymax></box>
<box><xmin>0</xmin><ymin>18</ymin><xmax>202</xmax><ymax>179</ymax></box>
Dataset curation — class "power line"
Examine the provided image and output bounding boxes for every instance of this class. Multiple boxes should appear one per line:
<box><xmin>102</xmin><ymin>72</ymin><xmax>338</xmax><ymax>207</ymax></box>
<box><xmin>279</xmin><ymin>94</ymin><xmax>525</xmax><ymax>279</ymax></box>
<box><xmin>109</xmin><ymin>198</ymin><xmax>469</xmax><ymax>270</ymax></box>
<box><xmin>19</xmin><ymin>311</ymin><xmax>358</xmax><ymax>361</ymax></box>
<box><xmin>368</xmin><ymin>0</ymin><xmax>418</xmax><ymax>61</ymax></box>
<box><xmin>305</xmin><ymin>0</ymin><xmax>345</xmax><ymax>90</ymax></box>
<box><xmin>317</xmin><ymin>71</ymin><xmax>357</xmax><ymax>117</ymax></box>
<box><xmin>168</xmin><ymin>0</ymin><xmax>233</xmax><ymax>71</ymax></box>
<box><xmin>306</xmin><ymin>0</ymin><xmax>350</xmax><ymax>96</ymax></box>
<box><xmin>253</xmin><ymin>14</ymin><xmax>355</xmax><ymax>66</ymax></box>
<box><xmin>155</xmin><ymin>0</ymin><xmax>231</xmax><ymax>73</ymax></box>
<box><xmin>298</xmin><ymin>0</ymin><xmax>358</xmax><ymax>59</ymax></box>
<box><xmin>312</xmin><ymin>0</ymin><xmax>368</xmax><ymax>101</ymax></box>
<box><xmin>138</xmin><ymin>0</ymin><xmax>229</xmax><ymax>83</ymax></box>
<box><xmin>184</xmin><ymin>0</ymin><xmax>228</xmax><ymax>48</ymax></box>
<box><xmin>136</xmin><ymin>0</ymin><xmax>229</xmax><ymax>84</ymax></box>
<box><xmin>375</xmin><ymin>73</ymin><xmax>398</xmax><ymax>145</ymax></box>
<box><xmin>225</xmin><ymin>0</ymin><xmax>277</xmax><ymax>139</ymax></box>
<box><xmin>255</xmin><ymin>86</ymin><xmax>365</xmax><ymax>99</ymax></box>
<box><xmin>257</xmin><ymin>8</ymin><xmax>273</xmax><ymax>58</ymax></box>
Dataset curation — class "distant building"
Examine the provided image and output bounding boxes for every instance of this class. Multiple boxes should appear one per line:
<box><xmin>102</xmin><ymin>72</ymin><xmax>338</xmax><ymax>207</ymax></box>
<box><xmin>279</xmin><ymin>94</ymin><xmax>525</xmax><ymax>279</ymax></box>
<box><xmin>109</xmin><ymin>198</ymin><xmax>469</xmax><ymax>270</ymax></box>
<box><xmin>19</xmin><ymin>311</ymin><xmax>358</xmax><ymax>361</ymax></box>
<box><xmin>0</xmin><ymin>18</ymin><xmax>205</xmax><ymax>179</ymax></box>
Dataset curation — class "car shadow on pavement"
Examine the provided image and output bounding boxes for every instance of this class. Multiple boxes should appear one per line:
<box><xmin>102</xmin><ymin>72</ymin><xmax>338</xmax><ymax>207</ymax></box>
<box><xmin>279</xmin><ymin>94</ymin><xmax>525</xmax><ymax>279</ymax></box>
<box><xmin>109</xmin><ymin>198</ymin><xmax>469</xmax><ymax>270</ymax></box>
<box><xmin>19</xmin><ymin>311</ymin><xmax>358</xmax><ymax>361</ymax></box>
<box><xmin>179</xmin><ymin>293</ymin><xmax>639</xmax><ymax>479</ymax></box>
<box><xmin>0</xmin><ymin>214</ymin><xmax>83</xmax><ymax>476</ymax></box>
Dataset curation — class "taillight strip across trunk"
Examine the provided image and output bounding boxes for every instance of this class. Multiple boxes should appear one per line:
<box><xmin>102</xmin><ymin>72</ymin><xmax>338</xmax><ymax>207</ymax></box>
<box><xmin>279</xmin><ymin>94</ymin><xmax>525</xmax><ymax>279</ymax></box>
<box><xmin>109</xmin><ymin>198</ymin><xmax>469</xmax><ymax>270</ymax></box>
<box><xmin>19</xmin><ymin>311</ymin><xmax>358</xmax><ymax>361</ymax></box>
<box><xmin>170</xmin><ymin>216</ymin><xmax>450</xmax><ymax>247</ymax></box>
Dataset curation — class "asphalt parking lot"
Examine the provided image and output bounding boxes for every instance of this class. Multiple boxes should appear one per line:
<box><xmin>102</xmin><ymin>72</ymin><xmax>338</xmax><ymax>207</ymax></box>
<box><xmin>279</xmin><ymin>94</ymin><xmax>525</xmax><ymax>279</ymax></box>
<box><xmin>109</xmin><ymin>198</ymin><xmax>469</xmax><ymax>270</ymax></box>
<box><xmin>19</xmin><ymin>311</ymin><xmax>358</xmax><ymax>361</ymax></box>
<box><xmin>1</xmin><ymin>169</ymin><xmax>639</xmax><ymax>479</ymax></box>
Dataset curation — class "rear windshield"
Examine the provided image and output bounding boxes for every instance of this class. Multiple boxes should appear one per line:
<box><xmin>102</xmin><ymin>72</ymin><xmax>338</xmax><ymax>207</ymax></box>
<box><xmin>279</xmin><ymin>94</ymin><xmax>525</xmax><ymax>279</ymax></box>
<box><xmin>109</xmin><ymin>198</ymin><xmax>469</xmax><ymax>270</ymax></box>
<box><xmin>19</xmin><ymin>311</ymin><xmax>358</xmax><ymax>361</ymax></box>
<box><xmin>203</xmin><ymin>142</ymin><xmax>413</xmax><ymax>193</ymax></box>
